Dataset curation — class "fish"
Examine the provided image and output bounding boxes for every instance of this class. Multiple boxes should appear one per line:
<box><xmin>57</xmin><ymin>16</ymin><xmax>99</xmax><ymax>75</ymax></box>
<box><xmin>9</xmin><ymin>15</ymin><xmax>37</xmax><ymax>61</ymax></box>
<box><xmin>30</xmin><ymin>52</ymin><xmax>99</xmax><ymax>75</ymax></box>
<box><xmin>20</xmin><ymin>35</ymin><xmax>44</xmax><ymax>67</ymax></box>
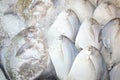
<box><xmin>47</xmin><ymin>35</ymin><xmax>78</xmax><ymax>80</ymax></box>
<box><xmin>93</xmin><ymin>2</ymin><xmax>116</xmax><ymax>26</ymax></box>
<box><xmin>1</xmin><ymin>26</ymin><xmax>56</xmax><ymax>80</ymax></box>
<box><xmin>66</xmin><ymin>0</ymin><xmax>95</xmax><ymax>22</ymax></box>
<box><xmin>100</xmin><ymin>18</ymin><xmax>120</xmax><ymax>69</ymax></box>
<box><xmin>75</xmin><ymin>18</ymin><xmax>102</xmax><ymax>51</ymax></box>
<box><xmin>67</xmin><ymin>46</ymin><xmax>109</xmax><ymax>80</ymax></box>
<box><xmin>47</xmin><ymin>9</ymin><xmax>80</xmax><ymax>42</ymax></box>
<box><xmin>110</xmin><ymin>63</ymin><xmax>120</xmax><ymax>80</ymax></box>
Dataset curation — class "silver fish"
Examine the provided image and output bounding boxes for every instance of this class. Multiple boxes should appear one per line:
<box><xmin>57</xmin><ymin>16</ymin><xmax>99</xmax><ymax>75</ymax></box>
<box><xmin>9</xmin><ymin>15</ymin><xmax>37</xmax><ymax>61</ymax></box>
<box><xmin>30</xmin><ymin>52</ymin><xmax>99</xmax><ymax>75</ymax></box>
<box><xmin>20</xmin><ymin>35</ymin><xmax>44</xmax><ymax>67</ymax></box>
<box><xmin>47</xmin><ymin>9</ymin><xmax>80</xmax><ymax>42</ymax></box>
<box><xmin>100</xmin><ymin>18</ymin><xmax>120</xmax><ymax>69</ymax></box>
<box><xmin>66</xmin><ymin>0</ymin><xmax>95</xmax><ymax>22</ymax></box>
<box><xmin>67</xmin><ymin>46</ymin><xmax>109</xmax><ymax>80</ymax></box>
<box><xmin>93</xmin><ymin>2</ymin><xmax>116</xmax><ymax>26</ymax></box>
<box><xmin>110</xmin><ymin>63</ymin><xmax>120</xmax><ymax>80</ymax></box>
<box><xmin>47</xmin><ymin>35</ymin><xmax>78</xmax><ymax>80</ymax></box>
<box><xmin>75</xmin><ymin>18</ymin><xmax>102</xmax><ymax>51</ymax></box>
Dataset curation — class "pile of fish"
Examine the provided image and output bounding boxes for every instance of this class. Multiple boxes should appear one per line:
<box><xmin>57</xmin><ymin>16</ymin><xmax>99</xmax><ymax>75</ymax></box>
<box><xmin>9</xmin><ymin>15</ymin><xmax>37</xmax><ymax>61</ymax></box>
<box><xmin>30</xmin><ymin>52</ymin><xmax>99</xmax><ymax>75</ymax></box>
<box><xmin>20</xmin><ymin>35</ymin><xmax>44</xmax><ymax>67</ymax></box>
<box><xmin>0</xmin><ymin>0</ymin><xmax>120</xmax><ymax>80</ymax></box>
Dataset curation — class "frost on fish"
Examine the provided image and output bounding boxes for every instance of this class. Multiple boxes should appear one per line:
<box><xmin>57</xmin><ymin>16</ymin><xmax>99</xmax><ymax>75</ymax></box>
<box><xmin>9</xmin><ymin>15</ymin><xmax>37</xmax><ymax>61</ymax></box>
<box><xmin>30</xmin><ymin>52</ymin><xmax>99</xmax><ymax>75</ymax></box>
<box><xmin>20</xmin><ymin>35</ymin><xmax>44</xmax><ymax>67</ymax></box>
<box><xmin>1</xmin><ymin>26</ymin><xmax>56</xmax><ymax>80</ymax></box>
<box><xmin>0</xmin><ymin>23</ymin><xmax>9</xmax><ymax>50</ymax></box>
<box><xmin>3</xmin><ymin>0</ymin><xmax>62</xmax><ymax>33</ymax></box>
<box><xmin>0</xmin><ymin>14</ymin><xmax>26</xmax><ymax>39</ymax></box>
